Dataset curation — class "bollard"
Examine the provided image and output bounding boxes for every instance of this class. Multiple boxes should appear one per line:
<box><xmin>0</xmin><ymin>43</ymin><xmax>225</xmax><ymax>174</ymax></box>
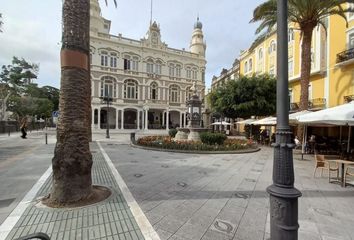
<box><xmin>45</xmin><ymin>133</ymin><xmax>48</xmax><ymax>145</ymax></box>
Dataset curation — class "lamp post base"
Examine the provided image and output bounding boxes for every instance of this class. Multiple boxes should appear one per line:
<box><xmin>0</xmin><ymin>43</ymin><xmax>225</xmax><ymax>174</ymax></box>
<box><xmin>267</xmin><ymin>185</ymin><xmax>301</xmax><ymax>240</ymax></box>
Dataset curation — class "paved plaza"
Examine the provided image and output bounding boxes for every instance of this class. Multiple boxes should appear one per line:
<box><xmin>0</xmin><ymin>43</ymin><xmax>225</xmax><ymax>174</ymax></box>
<box><xmin>0</xmin><ymin>131</ymin><xmax>353</xmax><ymax>240</ymax></box>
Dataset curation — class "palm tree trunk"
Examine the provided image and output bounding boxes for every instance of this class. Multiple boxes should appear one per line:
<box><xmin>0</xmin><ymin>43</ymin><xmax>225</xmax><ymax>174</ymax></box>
<box><xmin>50</xmin><ymin>0</ymin><xmax>92</xmax><ymax>203</ymax></box>
<box><xmin>299</xmin><ymin>26</ymin><xmax>313</xmax><ymax>110</ymax></box>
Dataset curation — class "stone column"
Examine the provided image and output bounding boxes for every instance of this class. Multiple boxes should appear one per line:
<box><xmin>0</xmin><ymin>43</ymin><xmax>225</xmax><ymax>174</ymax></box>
<box><xmin>166</xmin><ymin>109</ymin><xmax>169</xmax><ymax>130</ymax></box>
<box><xmin>92</xmin><ymin>108</ymin><xmax>95</xmax><ymax>128</ymax></box>
<box><xmin>137</xmin><ymin>110</ymin><xmax>140</xmax><ymax>130</ymax></box>
<box><xmin>162</xmin><ymin>111</ymin><xmax>165</xmax><ymax>126</ymax></box>
<box><xmin>179</xmin><ymin>112</ymin><xmax>182</xmax><ymax>128</ymax></box>
<box><xmin>116</xmin><ymin>109</ymin><xmax>119</xmax><ymax>129</ymax></box>
<box><xmin>98</xmin><ymin>107</ymin><xmax>101</xmax><ymax>129</ymax></box>
<box><xmin>121</xmin><ymin>109</ymin><xmax>124</xmax><ymax>129</ymax></box>
<box><xmin>145</xmin><ymin>110</ymin><xmax>149</xmax><ymax>130</ymax></box>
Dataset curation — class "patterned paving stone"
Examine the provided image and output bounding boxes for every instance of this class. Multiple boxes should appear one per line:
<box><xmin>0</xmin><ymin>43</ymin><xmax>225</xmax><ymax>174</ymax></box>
<box><xmin>5</xmin><ymin>143</ymin><xmax>144</xmax><ymax>240</ymax></box>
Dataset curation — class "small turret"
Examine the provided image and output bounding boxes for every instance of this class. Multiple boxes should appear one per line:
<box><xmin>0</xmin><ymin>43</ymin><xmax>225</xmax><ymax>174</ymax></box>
<box><xmin>90</xmin><ymin>0</ymin><xmax>111</xmax><ymax>34</ymax></box>
<box><xmin>190</xmin><ymin>17</ymin><xmax>206</xmax><ymax>57</ymax></box>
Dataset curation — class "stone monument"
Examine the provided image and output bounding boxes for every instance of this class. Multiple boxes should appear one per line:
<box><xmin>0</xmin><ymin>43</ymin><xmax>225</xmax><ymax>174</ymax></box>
<box><xmin>174</xmin><ymin>81</ymin><xmax>208</xmax><ymax>141</ymax></box>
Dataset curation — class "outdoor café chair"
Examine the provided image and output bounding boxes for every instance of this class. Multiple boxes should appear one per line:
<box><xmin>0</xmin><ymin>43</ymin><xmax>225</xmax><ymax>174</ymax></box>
<box><xmin>314</xmin><ymin>154</ymin><xmax>339</xmax><ymax>182</ymax></box>
<box><xmin>344</xmin><ymin>165</ymin><xmax>354</xmax><ymax>187</ymax></box>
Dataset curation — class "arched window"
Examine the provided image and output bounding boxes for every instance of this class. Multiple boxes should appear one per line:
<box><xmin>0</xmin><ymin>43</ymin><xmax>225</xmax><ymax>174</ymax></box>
<box><xmin>124</xmin><ymin>79</ymin><xmax>138</xmax><ymax>99</ymax></box>
<box><xmin>150</xmin><ymin>82</ymin><xmax>158</xmax><ymax>100</ymax></box>
<box><xmin>249</xmin><ymin>59</ymin><xmax>253</xmax><ymax>72</ymax></box>
<box><xmin>146</xmin><ymin>59</ymin><xmax>154</xmax><ymax>73</ymax></box>
<box><xmin>186</xmin><ymin>67</ymin><xmax>191</xmax><ymax>79</ymax></box>
<box><xmin>110</xmin><ymin>53</ymin><xmax>117</xmax><ymax>68</ymax></box>
<box><xmin>192</xmin><ymin>68</ymin><xmax>198</xmax><ymax>80</ymax></box>
<box><xmin>176</xmin><ymin>64</ymin><xmax>182</xmax><ymax>77</ymax></box>
<box><xmin>269</xmin><ymin>40</ymin><xmax>276</xmax><ymax>53</ymax></box>
<box><xmin>100</xmin><ymin>76</ymin><xmax>117</xmax><ymax>98</ymax></box>
<box><xmin>244</xmin><ymin>61</ymin><xmax>248</xmax><ymax>73</ymax></box>
<box><xmin>101</xmin><ymin>51</ymin><xmax>108</xmax><ymax>67</ymax></box>
<box><xmin>186</xmin><ymin>87</ymin><xmax>193</xmax><ymax>100</ymax></box>
<box><xmin>169</xmin><ymin>63</ymin><xmax>175</xmax><ymax>77</ymax></box>
<box><xmin>169</xmin><ymin>84</ymin><xmax>180</xmax><ymax>103</ymax></box>
<box><xmin>132</xmin><ymin>56</ymin><xmax>139</xmax><ymax>71</ymax></box>
<box><xmin>155</xmin><ymin>60</ymin><xmax>162</xmax><ymax>75</ymax></box>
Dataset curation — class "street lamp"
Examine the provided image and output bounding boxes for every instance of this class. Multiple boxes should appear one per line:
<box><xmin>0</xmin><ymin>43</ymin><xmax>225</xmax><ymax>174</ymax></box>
<box><xmin>100</xmin><ymin>96</ymin><xmax>113</xmax><ymax>138</ymax></box>
<box><xmin>267</xmin><ymin>1</ymin><xmax>302</xmax><ymax>239</ymax></box>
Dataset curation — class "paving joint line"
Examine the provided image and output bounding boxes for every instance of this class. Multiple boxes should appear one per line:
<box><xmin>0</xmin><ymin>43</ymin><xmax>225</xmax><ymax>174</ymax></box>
<box><xmin>97</xmin><ymin>141</ymin><xmax>160</xmax><ymax>240</ymax></box>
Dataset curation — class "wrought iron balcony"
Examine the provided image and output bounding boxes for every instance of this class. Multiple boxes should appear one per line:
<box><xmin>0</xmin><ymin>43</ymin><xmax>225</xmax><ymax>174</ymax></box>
<box><xmin>336</xmin><ymin>48</ymin><xmax>354</xmax><ymax>64</ymax></box>
<box><xmin>344</xmin><ymin>95</ymin><xmax>354</xmax><ymax>103</ymax></box>
<box><xmin>308</xmin><ymin>98</ymin><xmax>326</xmax><ymax>110</ymax></box>
<box><xmin>290</xmin><ymin>98</ymin><xmax>326</xmax><ymax>111</ymax></box>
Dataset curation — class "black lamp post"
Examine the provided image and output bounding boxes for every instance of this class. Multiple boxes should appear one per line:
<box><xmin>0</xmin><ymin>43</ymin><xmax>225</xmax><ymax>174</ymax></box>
<box><xmin>100</xmin><ymin>96</ymin><xmax>113</xmax><ymax>139</ymax></box>
<box><xmin>266</xmin><ymin>1</ymin><xmax>302</xmax><ymax>239</ymax></box>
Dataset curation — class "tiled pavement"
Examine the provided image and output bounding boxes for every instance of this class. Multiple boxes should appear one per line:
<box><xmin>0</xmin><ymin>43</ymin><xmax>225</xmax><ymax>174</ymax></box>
<box><xmin>102</xmin><ymin>142</ymin><xmax>354</xmax><ymax>240</ymax></box>
<box><xmin>2</xmin><ymin>131</ymin><xmax>354</xmax><ymax>240</ymax></box>
<box><xmin>5</xmin><ymin>143</ymin><xmax>144</xmax><ymax>240</ymax></box>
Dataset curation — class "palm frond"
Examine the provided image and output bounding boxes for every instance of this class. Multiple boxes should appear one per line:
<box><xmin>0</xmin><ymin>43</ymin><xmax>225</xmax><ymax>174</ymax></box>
<box><xmin>104</xmin><ymin>0</ymin><xmax>117</xmax><ymax>7</ymax></box>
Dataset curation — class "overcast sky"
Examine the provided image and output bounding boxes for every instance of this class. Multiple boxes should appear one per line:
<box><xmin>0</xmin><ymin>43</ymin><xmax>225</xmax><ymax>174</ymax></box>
<box><xmin>0</xmin><ymin>0</ymin><xmax>264</xmax><ymax>89</ymax></box>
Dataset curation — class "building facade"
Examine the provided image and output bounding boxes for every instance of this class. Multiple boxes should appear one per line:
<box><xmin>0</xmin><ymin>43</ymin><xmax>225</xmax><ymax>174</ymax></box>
<box><xmin>90</xmin><ymin>0</ymin><xmax>206</xmax><ymax>130</ymax></box>
<box><xmin>239</xmin><ymin>4</ymin><xmax>354</xmax><ymax>111</ymax></box>
<box><xmin>210</xmin><ymin>58</ymin><xmax>240</xmax><ymax>90</ymax></box>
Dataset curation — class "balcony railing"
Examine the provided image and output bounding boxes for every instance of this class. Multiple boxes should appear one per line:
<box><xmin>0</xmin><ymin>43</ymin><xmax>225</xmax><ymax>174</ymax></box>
<box><xmin>336</xmin><ymin>48</ymin><xmax>354</xmax><ymax>64</ymax></box>
<box><xmin>344</xmin><ymin>95</ymin><xmax>354</xmax><ymax>103</ymax></box>
<box><xmin>290</xmin><ymin>98</ymin><xmax>326</xmax><ymax>111</ymax></box>
<box><xmin>309</xmin><ymin>98</ymin><xmax>326</xmax><ymax>110</ymax></box>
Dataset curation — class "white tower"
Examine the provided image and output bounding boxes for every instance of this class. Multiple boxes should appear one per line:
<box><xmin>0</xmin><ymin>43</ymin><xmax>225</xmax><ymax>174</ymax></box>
<box><xmin>190</xmin><ymin>17</ymin><xmax>206</xmax><ymax>57</ymax></box>
<box><xmin>90</xmin><ymin>0</ymin><xmax>111</xmax><ymax>34</ymax></box>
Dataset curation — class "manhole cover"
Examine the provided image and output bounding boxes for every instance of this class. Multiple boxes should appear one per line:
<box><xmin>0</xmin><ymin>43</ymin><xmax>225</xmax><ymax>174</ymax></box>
<box><xmin>128</xmin><ymin>153</ymin><xmax>135</xmax><ymax>155</ymax></box>
<box><xmin>212</xmin><ymin>220</ymin><xmax>233</xmax><ymax>234</ymax></box>
<box><xmin>90</xmin><ymin>151</ymin><xmax>97</xmax><ymax>153</ymax></box>
<box><xmin>198</xmin><ymin>171</ymin><xmax>207</xmax><ymax>175</ymax></box>
<box><xmin>212</xmin><ymin>164</ymin><xmax>221</xmax><ymax>167</ymax></box>
<box><xmin>177</xmin><ymin>182</ymin><xmax>187</xmax><ymax>187</ymax></box>
<box><xmin>180</xmin><ymin>159</ymin><xmax>187</xmax><ymax>162</ymax></box>
<box><xmin>251</xmin><ymin>169</ymin><xmax>262</xmax><ymax>173</ymax></box>
<box><xmin>131</xmin><ymin>160</ymin><xmax>138</xmax><ymax>163</ymax></box>
<box><xmin>256</xmin><ymin>162</ymin><xmax>265</xmax><ymax>165</ymax></box>
<box><xmin>245</xmin><ymin>178</ymin><xmax>256</xmax><ymax>182</ymax></box>
<box><xmin>153</xmin><ymin>156</ymin><xmax>159</xmax><ymax>159</ymax></box>
<box><xmin>234</xmin><ymin>192</ymin><xmax>249</xmax><ymax>199</ymax></box>
<box><xmin>134</xmin><ymin>174</ymin><xmax>143</xmax><ymax>178</ymax></box>
<box><xmin>161</xmin><ymin>165</ymin><xmax>169</xmax><ymax>168</ymax></box>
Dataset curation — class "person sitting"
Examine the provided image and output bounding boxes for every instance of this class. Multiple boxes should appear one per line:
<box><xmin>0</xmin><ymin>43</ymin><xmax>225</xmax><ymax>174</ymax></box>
<box><xmin>294</xmin><ymin>136</ymin><xmax>301</xmax><ymax>149</ymax></box>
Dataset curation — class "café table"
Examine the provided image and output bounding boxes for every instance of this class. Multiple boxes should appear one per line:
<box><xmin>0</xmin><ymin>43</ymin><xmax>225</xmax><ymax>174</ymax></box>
<box><xmin>327</xmin><ymin>159</ymin><xmax>354</xmax><ymax>187</ymax></box>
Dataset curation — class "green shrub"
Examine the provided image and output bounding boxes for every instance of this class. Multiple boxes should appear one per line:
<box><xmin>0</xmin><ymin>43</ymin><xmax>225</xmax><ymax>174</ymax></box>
<box><xmin>169</xmin><ymin>128</ymin><xmax>178</xmax><ymax>138</ymax></box>
<box><xmin>200</xmin><ymin>132</ymin><xmax>227</xmax><ymax>145</ymax></box>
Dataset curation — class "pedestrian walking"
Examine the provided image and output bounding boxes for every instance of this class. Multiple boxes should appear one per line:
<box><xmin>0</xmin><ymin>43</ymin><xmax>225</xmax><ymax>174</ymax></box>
<box><xmin>20</xmin><ymin>118</ymin><xmax>27</xmax><ymax>139</ymax></box>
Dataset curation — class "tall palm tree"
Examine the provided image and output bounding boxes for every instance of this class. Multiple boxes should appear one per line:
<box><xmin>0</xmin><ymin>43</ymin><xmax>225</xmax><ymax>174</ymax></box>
<box><xmin>251</xmin><ymin>0</ymin><xmax>354</xmax><ymax>110</ymax></box>
<box><xmin>50</xmin><ymin>0</ymin><xmax>116</xmax><ymax>204</ymax></box>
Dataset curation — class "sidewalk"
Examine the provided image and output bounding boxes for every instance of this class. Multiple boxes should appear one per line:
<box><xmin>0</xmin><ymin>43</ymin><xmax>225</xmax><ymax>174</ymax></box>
<box><xmin>2</xmin><ymin>143</ymin><xmax>147</xmax><ymax>240</ymax></box>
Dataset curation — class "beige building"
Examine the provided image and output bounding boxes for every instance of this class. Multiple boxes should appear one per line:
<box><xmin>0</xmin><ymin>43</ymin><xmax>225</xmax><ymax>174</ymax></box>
<box><xmin>89</xmin><ymin>0</ymin><xmax>206</xmax><ymax>130</ymax></box>
<box><xmin>210</xmin><ymin>58</ymin><xmax>240</xmax><ymax>90</ymax></box>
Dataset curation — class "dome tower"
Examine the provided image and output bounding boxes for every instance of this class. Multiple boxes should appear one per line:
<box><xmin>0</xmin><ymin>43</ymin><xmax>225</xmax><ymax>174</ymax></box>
<box><xmin>189</xmin><ymin>17</ymin><xmax>206</xmax><ymax>57</ymax></box>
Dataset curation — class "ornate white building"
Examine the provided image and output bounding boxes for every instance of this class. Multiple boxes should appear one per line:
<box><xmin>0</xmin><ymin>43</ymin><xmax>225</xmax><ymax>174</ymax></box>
<box><xmin>89</xmin><ymin>0</ymin><xmax>207</xmax><ymax>131</ymax></box>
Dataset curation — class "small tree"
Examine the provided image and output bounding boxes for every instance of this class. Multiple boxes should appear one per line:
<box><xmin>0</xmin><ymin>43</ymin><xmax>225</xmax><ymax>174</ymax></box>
<box><xmin>209</xmin><ymin>74</ymin><xmax>276</xmax><ymax>119</ymax></box>
<box><xmin>0</xmin><ymin>57</ymin><xmax>39</xmax><ymax>120</ymax></box>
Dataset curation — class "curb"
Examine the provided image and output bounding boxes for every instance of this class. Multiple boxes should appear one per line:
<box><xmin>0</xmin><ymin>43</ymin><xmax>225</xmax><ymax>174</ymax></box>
<box><xmin>130</xmin><ymin>142</ymin><xmax>260</xmax><ymax>154</ymax></box>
